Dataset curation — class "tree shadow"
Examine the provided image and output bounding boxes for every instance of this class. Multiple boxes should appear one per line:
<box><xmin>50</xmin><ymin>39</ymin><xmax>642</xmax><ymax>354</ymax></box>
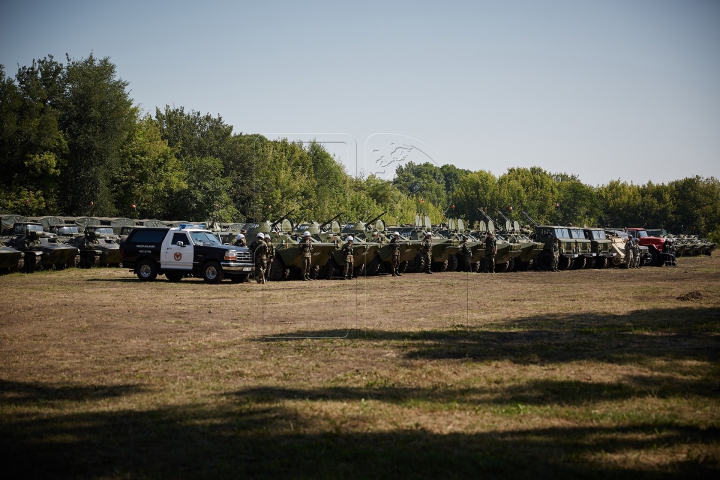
<box><xmin>0</xmin><ymin>379</ymin><xmax>144</xmax><ymax>406</ymax></box>
<box><xmin>257</xmin><ymin>307</ymin><xmax>720</xmax><ymax>372</ymax></box>
<box><xmin>1</xmin><ymin>379</ymin><xmax>717</xmax><ymax>479</ymax></box>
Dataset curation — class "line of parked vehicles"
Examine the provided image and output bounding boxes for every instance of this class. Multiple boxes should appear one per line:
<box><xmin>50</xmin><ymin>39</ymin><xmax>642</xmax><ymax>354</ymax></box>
<box><xmin>0</xmin><ymin>212</ymin><xmax>715</xmax><ymax>281</ymax></box>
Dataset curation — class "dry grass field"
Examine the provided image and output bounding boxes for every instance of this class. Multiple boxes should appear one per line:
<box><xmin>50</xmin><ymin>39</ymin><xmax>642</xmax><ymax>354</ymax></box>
<box><xmin>1</xmin><ymin>257</ymin><xmax>719</xmax><ymax>479</ymax></box>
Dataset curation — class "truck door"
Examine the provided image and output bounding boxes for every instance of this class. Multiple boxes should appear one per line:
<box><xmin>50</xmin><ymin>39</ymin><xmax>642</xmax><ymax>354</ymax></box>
<box><xmin>162</xmin><ymin>232</ymin><xmax>193</xmax><ymax>270</ymax></box>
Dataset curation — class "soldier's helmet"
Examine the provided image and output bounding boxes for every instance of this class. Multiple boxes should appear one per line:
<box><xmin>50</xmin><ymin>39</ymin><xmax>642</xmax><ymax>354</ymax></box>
<box><xmin>425</xmin><ymin>232</ymin><xmax>432</xmax><ymax>237</ymax></box>
<box><xmin>236</xmin><ymin>233</ymin><xmax>244</xmax><ymax>240</ymax></box>
<box><xmin>303</xmin><ymin>231</ymin><xmax>311</xmax><ymax>237</ymax></box>
<box><xmin>393</xmin><ymin>232</ymin><xmax>400</xmax><ymax>237</ymax></box>
<box><xmin>264</xmin><ymin>234</ymin><xmax>271</xmax><ymax>240</ymax></box>
<box><xmin>257</xmin><ymin>232</ymin><xmax>264</xmax><ymax>239</ymax></box>
<box><xmin>347</xmin><ymin>236</ymin><xmax>354</xmax><ymax>242</ymax></box>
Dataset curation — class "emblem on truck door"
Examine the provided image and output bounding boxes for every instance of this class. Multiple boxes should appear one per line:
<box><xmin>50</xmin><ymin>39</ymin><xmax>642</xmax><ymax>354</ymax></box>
<box><xmin>174</xmin><ymin>252</ymin><xmax>182</xmax><ymax>261</ymax></box>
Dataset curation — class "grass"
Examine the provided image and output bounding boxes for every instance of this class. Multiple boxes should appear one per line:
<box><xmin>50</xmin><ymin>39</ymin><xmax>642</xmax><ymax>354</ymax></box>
<box><xmin>0</xmin><ymin>256</ymin><xmax>719</xmax><ymax>478</ymax></box>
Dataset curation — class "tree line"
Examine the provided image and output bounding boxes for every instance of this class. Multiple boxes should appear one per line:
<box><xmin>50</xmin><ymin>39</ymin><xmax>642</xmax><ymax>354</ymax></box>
<box><xmin>1</xmin><ymin>54</ymin><xmax>719</xmax><ymax>242</ymax></box>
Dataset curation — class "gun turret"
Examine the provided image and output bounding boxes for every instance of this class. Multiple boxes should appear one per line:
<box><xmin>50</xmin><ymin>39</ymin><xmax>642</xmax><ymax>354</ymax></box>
<box><xmin>477</xmin><ymin>208</ymin><xmax>494</xmax><ymax>224</ymax></box>
<box><xmin>270</xmin><ymin>209</ymin><xmax>296</xmax><ymax>229</ymax></box>
<box><xmin>319</xmin><ymin>212</ymin><xmax>344</xmax><ymax>230</ymax></box>
<box><xmin>522</xmin><ymin>211</ymin><xmax>538</xmax><ymax>227</ymax></box>
<box><xmin>364</xmin><ymin>211</ymin><xmax>386</xmax><ymax>230</ymax></box>
<box><xmin>496</xmin><ymin>210</ymin><xmax>511</xmax><ymax>225</ymax></box>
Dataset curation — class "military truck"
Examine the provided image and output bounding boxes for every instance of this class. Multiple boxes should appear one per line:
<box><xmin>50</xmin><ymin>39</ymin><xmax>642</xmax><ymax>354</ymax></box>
<box><xmin>122</xmin><ymin>226</ymin><xmax>254</xmax><ymax>283</ymax></box>
<box><xmin>581</xmin><ymin>228</ymin><xmax>615</xmax><ymax>268</ymax></box>
<box><xmin>65</xmin><ymin>225</ymin><xmax>122</xmax><ymax>268</ymax></box>
<box><xmin>566</xmin><ymin>227</ymin><xmax>595</xmax><ymax>268</ymax></box>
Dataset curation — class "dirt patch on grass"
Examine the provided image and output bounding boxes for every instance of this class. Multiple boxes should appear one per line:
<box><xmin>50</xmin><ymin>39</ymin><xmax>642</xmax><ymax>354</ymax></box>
<box><xmin>677</xmin><ymin>290</ymin><xmax>703</xmax><ymax>301</ymax></box>
<box><xmin>1</xmin><ymin>257</ymin><xmax>719</xmax><ymax>478</ymax></box>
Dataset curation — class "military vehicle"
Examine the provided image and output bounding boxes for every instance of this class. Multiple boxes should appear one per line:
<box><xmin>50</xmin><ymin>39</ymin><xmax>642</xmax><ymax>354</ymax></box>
<box><xmin>605</xmin><ymin>229</ymin><xmax>650</xmax><ymax>267</ymax></box>
<box><xmin>246</xmin><ymin>219</ymin><xmax>337</xmax><ymax>281</ymax></box>
<box><xmin>581</xmin><ymin>228</ymin><xmax>615</xmax><ymax>268</ymax></box>
<box><xmin>522</xmin><ymin>212</ymin><xmax>580</xmax><ymax>270</ymax></box>
<box><xmin>65</xmin><ymin>225</ymin><xmax>122</xmax><ymax>268</ymax></box>
<box><xmin>495</xmin><ymin>211</ymin><xmax>544</xmax><ymax>271</ymax></box>
<box><xmin>111</xmin><ymin>218</ymin><xmax>136</xmax><ymax>235</ymax></box>
<box><xmin>0</xmin><ymin>240</ymin><xmax>23</xmax><ymax>273</ymax></box>
<box><xmin>5</xmin><ymin>222</ymin><xmax>78</xmax><ymax>271</ymax></box>
<box><xmin>1</xmin><ymin>214</ymin><xmax>26</xmax><ymax>235</ymax></box>
<box><xmin>473</xmin><ymin>211</ymin><xmax>522</xmax><ymax>272</ymax></box>
<box><xmin>437</xmin><ymin>218</ymin><xmax>478</xmax><ymax>272</ymax></box>
<box><xmin>566</xmin><ymin>227</ymin><xmax>595</xmax><ymax>268</ymax></box>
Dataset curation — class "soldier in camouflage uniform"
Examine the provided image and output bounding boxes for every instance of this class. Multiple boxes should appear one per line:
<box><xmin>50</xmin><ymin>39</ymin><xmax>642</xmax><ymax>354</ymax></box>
<box><xmin>342</xmin><ymin>236</ymin><xmax>355</xmax><ymax>279</ymax></box>
<box><xmin>390</xmin><ymin>231</ymin><xmax>402</xmax><ymax>276</ymax></box>
<box><xmin>624</xmin><ymin>238</ymin><xmax>634</xmax><ymax>269</ymax></box>
<box><xmin>249</xmin><ymin>232</ymin><xmax>269</xmax><ymax>283</ymax></box>
<box><xmin>299</xmin><ymin>230</ymin><xmax>314</xmax><ymax>280</ymax></box>
<box><xmin>234</xmin><ymin>233</ymin><xmax>246</xmax><ymax>247</ymax></box>
<box><xmin>459</xmin><ymin>235</ymin><xmax>472</xmax><ymax>272</ymax></box>
<box><xmin>484</xmin><ymin>232</ymin><xmax>497</xmax><ymax>273</ymax></box>
<box><xmin>633</xmin><ymin>239</ymin><xmax>641</xmax><ymax>268</ymax></box>
<box><xmin>551</xmin><ymin>237</ymin><xmax>560</xmax><ymax>272</ymax></box>
<box><xmin>264</xmin><ymin>234</ymin><xmax>275</xmax><ymax>281</ymax></box>
<box><xmin>421</xmin><ymin>232</ymin><xmax>433</xmax><ymax>274</ymax></box>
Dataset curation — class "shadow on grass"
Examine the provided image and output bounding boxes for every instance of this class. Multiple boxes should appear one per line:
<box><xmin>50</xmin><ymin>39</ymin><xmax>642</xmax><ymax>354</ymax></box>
<box><xmin>0</xmin><ymin>380</ymin><xmax>145</xmax><ymax>406</ymax></box>
<box><xmin>230</xmin><ymin>375</ymin><xmax>718</xmax><ymax>407</ymax></box>
<box><xmin>258</xmin><ymin>307</ymin><xmax>720</xmax><ymax>370</ymax></box>
<box><xmin>1</xmin><ymin>380</ymin><xmax>718</xmax><ymax>479</ymax></box>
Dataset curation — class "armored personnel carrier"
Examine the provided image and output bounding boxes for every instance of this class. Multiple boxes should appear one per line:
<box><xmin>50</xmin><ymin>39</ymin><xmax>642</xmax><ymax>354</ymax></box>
<box><xmin>5</xmin><ymin>222</ymin><xmax>78</xmax><ymax>271</ymax></box>
<box><xmin>65</xmin><ymin>225</ymin><xmax>122</xmax><ymax>267</ymax></box>
<box><xmin>0</xmin><ymin>240</ymin><xmax>23</xmax><ymax>273</ymax></box>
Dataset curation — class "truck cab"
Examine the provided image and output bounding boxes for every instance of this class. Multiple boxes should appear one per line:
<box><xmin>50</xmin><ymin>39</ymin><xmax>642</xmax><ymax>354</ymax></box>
<box><xmin>625</xmin><ymin>228</ymin><xmax>668</xmax><ymax>266</ymax></box>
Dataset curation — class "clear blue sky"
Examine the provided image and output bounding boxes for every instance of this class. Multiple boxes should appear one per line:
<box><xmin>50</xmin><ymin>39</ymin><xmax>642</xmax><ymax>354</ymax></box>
<box><xmin>2</xmin><ymin>0</ymin><xmax>719</xmax><ymax>185</ymax></box>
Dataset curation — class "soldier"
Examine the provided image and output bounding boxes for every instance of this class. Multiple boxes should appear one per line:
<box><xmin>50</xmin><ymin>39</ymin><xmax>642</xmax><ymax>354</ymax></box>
<box><xmin>669</xmin><ymin>239</ymin><xmax>677</xmax><ymax>266</ymax></box>
<box><xmin>421</xmin><ymin>232</ymin><xmax>433</xmax><ymax>274</ymax></box>
<box><xmin>249</xmin><ymin>232</ymin><xmax>268</xmax><ymax>284</ymax></box>
<box><xmin>662</xmin><ymin>239</ymin><xmax>671</xmax><ymax>266</ymax></box>
<box><xmin>299</xmin><ymin>230</ymin><xmax>314</xmax><ymax>280</ymax></box>
<box><xmin>484</xmin><ymin>231</ymin><xmax>497</xmax><ymax>273</ymax></box>
<box><xmin>459</xmin><ymin>235</ymin><xmax>472</xmax><ymax>272</ymax></box>
<box><xmin>264</xmin><ymin>234</ymin><xmax>275</xmax><ymax>281</ymax></box>
<box><xmin>551</xmin><ymin>237</ymin><xmax>560</xmax><ymax>272</ymax></box>
<box><xmin>234</xmin><ymin>233</ymin><xmax>246</xmax><ymax>247</ymax></box>
<box><xmin>633</xmin><ymin>239</ymin><xmax>641</xmax><ymax>268</ymax></box>
<box><xmin>374</xmin><ymin>231</ymin><xmax>384</xmax><ymax>244</ymax></box>
<box><xmin>624</xmin><ymin>237</ymin><xmax>634</xmax><ymax>269</ymax></box>
<box><xmin>390</xmin><ymin>231</ymin><xmax>402</xmax><ymax>276</ymax></box>
<box><xmin>342</xmin><ymin>236</ymin><xmax>355</xmax><ymax>279</ymax></box>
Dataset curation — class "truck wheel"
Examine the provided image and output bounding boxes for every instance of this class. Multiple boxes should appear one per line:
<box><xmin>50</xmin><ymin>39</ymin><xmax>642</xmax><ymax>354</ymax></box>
<box><xmin>594</xmin><ymin>257</ymin><xmax>607</xmax><ymax>269</ymax></box>
<box><xmin>202</xmin><ymin>261</ymin><xmax>224</xmax><ymax>283</ymax></box>
<box><xmin>649</xmin><ymin>250</ymin><xmax>658</xmax><ymax>267</ymax></box>
<box><xmin>559</xmin><ymin>256</ymin><xmax>573</xmax><ymax>270</ymax></box>
<box><xmin>432</xmin><ymin>259</ymin><xmax>449</xmax><ymax>272</ymax></box>
<box><xmin>136</xmin><ymin>260</ymin><xmax>157</xmax><ymax>281</ymax></box>
<box><xmin>585</xmin><ymin>258</ymin><xmax>595</xmax><ymax>269</ymax></box>
<box><xmin>366</xmin><ymin>256</ymin><xmax>381</xmax><ymax>276</ymax></box>
<box><xmin>573</xmin><ymin>257</ymin><xmax>586</xmax><ymax>269</ymax></box>
<box><xmin>447</xmin><ymin>254</ymin><xmax>459</xmax><ymax>272</ymax></box>
<box><xmin>166</xmin><ymin>272</ymin><xmax>184</xmax><ymax>282</ymax></box>
<box><xmin>537</xmin><ymin>252</ymin><xmax>552</xmax><ymax>271</ymax></box>
<box><xmin>318</xmin><ymin>259</ymin><xmax>336</xmax><ymax>280</ymax></box>
<box><xmin>412</xmin><ymin>252</ymin><xmax>426</xmax><ymax>273</ymax></box>
<box><xmin>353</xmin><ymin>263</ymin><xmax>366</xmax><ymax>277</ymax></box>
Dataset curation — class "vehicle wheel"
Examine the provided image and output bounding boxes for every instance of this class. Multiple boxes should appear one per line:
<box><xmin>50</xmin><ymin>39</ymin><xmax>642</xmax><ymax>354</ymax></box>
<box><xmin>309</xmin><ymin>265</ymin><xmax>321</xmax><ymax>279</ymax></box>
<box><xmin>432</xmin><ymin>259</ymin><xmax>448</xmax><ymax>272</ymax></box>
<box><xmin>496</xmin><ymin>261</ymin><xmax>509</xmax><ymax>273</ymax></box>
<box><xmin>649</xmin><ymin>250</ymin><xmax>658</xmax><ymax>267</ymax></box>
<box><xmin>268</xmin><ymin>256</ymin><xmax>285</xmax><ymax>281</ymax></box>
<box><xmin>54</xmin><ymin>263</ymin><xmax>66</xmax><ymax>271</ymax></box>
<box><xmin>201</xmin><ymin>261</ymin><xmax>223</xmax><ymax>284</ymax></box>
<box><xmin>594</xmin><ymin>257</ymin><xmax>608</xmax><ymax>269</ymax></box>
<box><xmin>505</xmin><ymin>257</ymin><xmax>515</xmax><ymax>272</ymax></box>
<box><xmin>412</xmin><ymin>252</ymin><xmax>425</xmax><ymax>273</ymax></box>
<box><xmin>573</xmin><ymin>257</ymin><xmax>586</xmax><ymax>269</ymax></box>
<box><xmin>472</xmin><ymin>260</ymin><xmax>481</xmax><ymax>273</ymax></box>
<box><xmin>353</xmin><ymin>263</ymin><xmax>365</xmax><ymax>277</ymax></box>
<box><xmin>515</xmin><ymin>260</ymin><xmax>530</xmax><ymax>271</ymax></box>
<box><xmin>319</xmin><ymin>259</ymin><xmax>336</xmax><ymax>279</ymax></box>
<box><xmin>398</xmin><ymin>260</ymin><xmax>408</xmax><ymax>273</ymax></box>
<box><xmin>136</xmin><ymin>260</ymin><xmax>157</xmax><ymax>282</ymax></box>
<box><xmin>366</xmin><ymin>255</ymin><xmax>381</xmax><ymax>276</ymax></box>
<box><xmin>537</xmin><ymin>251</ymin><xmax>552</xmax><ymax>271</ymax></box>
<box><xmin>24</xmin><ymin>253</ymin><xmax>39</xmax><ymax>272</ymax></box>
<box><xmin>584</xmin><ymin>258</ymin><xmax>595</xmax><ymax>269</ymax></box>
<box><xmin>559</xmin><ymin>256</ymin><xmax>573</xmax><ymax>270</ymax></box>
<box><xmin>166</xmin><ymin>271</ymin><xmax>184</xmax><ymax>282</ymax></box>
<box><xmin>447</xmin><ymin>254</ymin><xmax>459</xmax><ymax>272</ymax></box>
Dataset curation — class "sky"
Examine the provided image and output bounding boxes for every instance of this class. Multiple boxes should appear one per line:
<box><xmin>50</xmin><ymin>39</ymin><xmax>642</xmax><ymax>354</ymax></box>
<box><xmin>2</xmin><ymin>0</ymin><xmax>719</xmax><ymax>185</ymax></box>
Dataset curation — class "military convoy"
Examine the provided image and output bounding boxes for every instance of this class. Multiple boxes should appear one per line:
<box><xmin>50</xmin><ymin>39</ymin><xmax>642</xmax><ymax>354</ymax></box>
<box><xmin>0</xmin><ymin>212</ymin><xmax>714</xmax><ymax>279</ymax></box>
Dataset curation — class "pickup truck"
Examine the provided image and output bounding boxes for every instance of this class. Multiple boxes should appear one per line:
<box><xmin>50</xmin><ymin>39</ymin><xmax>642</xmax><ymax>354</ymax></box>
<box><xmin>121</xmin><ymin>226</ymin><xmax>254</xmax><ymax>283</ymax></box>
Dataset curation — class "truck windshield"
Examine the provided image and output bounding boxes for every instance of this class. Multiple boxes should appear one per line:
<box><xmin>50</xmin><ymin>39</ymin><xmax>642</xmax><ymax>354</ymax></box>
<box><xmin>554</xmin><ymin>228</ymin><xmax>570</xmax><ymax>239</ymax></box>
<box><xmin>591</xmin><ymin>230</ymin><xmax>606</xmax><ymax>240</ymax></box>
<box><xmin>95</xmin><ymin>228</ymin><xmax>114</xmax><ymax>235</ymax></box>
<box><xmin>637</xmin><ymin>230</ymin><xmax>647</xmax><ymax>238</ymax></box>
<box><xmin>58</xmin><ymin>227</ymin><xmax>79</xmax><ymax>234</ymax></box>
<box><xmin>568</xmin><ymin>228</ymin><xmax>585</xmax><ymax>238</ymax></box>
<box><xmin>190</xmin><ymin>231</ymin><xmax>221</xmax><ymax>246</ymax></box>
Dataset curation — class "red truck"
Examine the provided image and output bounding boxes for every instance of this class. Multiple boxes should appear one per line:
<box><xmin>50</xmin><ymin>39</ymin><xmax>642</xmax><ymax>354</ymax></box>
<box><xmin>625</xmin><ymin>228</ymin><xmax>669</xmax><ymax>266</ymax></box>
